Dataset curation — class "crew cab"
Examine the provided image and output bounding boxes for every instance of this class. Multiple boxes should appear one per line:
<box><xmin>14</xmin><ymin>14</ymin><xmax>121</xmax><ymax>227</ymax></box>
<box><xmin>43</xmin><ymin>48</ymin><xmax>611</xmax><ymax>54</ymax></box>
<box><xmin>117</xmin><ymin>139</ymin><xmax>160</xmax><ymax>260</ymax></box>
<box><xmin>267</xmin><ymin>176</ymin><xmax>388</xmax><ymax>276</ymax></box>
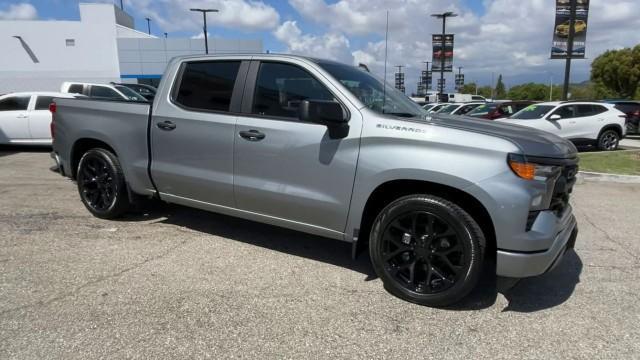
<box><xmin>51</xmin><ymin>54</ymin><xmax>579</xmax><ymax>306</ymax></box>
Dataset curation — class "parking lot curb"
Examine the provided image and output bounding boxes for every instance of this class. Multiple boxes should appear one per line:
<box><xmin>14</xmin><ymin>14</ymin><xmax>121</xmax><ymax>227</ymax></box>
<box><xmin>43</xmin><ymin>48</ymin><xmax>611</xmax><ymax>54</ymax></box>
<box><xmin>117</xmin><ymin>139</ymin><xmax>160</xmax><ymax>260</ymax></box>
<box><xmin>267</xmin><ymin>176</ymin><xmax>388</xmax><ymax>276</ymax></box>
<box><xmin>577</xmin><ymin>171</ymin><xmax>640</xmax><ymax>184</ymax></box>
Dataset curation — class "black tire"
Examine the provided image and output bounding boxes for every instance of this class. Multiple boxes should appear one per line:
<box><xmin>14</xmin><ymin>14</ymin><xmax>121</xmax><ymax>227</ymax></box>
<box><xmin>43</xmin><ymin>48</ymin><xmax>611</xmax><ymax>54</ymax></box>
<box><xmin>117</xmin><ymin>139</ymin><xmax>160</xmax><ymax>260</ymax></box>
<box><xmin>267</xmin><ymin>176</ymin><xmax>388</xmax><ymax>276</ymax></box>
<box><xmin>369</xmin><ymin>195</ymin><xmax>484</xmax><ymax>307</ymax></box>
<box><xmin>76</xmin><ymin>148</ymin><xmax>130</xmax><ymax>219</ymax></box>
<box><xmin>597</xmin><ymin>129</ymin><xmax>620</xmax><ymax>151</ymax></box>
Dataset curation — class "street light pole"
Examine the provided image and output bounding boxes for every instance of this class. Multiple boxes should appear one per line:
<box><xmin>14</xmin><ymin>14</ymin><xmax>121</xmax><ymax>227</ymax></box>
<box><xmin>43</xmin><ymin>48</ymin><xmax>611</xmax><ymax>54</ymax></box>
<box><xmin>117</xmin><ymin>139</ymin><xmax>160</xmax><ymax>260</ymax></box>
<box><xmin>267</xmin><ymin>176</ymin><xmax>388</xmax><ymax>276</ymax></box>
<box><xmin>431</xmin><ymin>12</ymin><xmax>457</xmax><ymax>101</ymax></box>
<box><xmin>562</xmin><ymin>0</ymin><xmax>577</xmax><ymax>100</ymax></box>
<box><xmin>190</xmin><ymin>8</ymin><xmax>219</xmax><ymax>54</ymax></box>
<box><xmin>145</xmin><ymin>17</ymin><xmax>151</xmax><ymax>35</ymax></box>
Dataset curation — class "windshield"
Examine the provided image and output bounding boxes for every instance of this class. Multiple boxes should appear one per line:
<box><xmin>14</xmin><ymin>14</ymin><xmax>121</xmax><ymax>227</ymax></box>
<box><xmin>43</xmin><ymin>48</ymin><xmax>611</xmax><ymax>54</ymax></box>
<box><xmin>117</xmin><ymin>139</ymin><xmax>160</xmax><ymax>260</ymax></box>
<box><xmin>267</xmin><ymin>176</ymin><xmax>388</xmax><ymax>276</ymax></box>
<box><xmin>317</xmin><ymin>62</ymin><xmax>428</xmax><ymax>118</ymax></box>
<box><xmin>436</xmin><ymin>104</ymin><xmax>460</xmax><ymax>114</ymax></box>
<box><xmin>510</xmin><ymin>105</ymin><xmax>554</xmax><ymax>119</ymax></box>
<box><xmin>115</xmin><ymin>86</ymin><xmax>148</xmax><ymax>101</ymax></box>
<box><xmin>467</xmin><ymin>103</ymin><xmax>497</xmax><ymax>117</ymax></box>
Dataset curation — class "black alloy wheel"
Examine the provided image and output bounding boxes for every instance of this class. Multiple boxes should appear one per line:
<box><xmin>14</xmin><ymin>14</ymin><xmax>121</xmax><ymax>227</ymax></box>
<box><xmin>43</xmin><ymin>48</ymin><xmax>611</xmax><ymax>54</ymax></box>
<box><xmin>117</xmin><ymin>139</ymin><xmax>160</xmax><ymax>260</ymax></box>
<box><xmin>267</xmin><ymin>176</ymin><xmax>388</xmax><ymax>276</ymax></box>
<box><xmin>370</xmin><ymin>195</ymin><xmax>484</xmax><ymax>307</ymax></box>
<box><xmin>597</xmin><ymin>129</ymin><xmax>619</xmax><ymax>151</ymax></box>
<box><xmin>77</xmin><ymin>148</ymin><xmax>130</xmax><ymax>219</ymax></box>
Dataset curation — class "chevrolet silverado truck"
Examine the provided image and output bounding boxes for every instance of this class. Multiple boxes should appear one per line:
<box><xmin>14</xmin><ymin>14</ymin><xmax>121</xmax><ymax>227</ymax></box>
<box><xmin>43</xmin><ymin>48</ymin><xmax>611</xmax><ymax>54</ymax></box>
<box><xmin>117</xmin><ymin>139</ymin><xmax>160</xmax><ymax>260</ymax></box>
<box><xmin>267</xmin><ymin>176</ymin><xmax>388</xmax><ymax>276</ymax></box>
<box><xmin>51</xmin><ymin>54</ymin><xmax>579</xmax><ymax>306</ymax></box>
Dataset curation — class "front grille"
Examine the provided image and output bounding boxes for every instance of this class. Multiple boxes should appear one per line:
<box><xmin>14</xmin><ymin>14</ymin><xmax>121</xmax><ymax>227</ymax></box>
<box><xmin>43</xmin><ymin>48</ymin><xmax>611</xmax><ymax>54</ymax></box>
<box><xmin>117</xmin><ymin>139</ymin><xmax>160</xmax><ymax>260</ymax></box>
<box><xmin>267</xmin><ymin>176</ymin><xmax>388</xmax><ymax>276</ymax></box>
<box><xmin>549</xmin><ymin>162</ymin><xmax>578</xmax><ymax>216</ymax></box>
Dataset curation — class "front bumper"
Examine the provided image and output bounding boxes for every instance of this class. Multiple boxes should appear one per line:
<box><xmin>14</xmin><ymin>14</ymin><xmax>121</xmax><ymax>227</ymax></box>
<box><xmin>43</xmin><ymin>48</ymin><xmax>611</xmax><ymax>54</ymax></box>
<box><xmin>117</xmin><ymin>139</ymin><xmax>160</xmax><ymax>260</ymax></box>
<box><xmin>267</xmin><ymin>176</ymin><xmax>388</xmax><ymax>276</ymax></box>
<box><xmin>496</xmin><ymin>207</ymin><xmax>578</xmax><ymax>278</ymax></box>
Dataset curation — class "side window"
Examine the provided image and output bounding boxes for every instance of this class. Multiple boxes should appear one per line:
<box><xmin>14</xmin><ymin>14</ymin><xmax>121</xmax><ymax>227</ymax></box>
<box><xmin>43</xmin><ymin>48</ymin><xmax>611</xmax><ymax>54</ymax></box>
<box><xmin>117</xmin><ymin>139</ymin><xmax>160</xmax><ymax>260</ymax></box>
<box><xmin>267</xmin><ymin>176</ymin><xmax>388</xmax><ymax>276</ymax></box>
<box><xmin>68</xmin><ymin>84</ymin><xmax>84</xmax><ymax>94</ymax></box>
<box><xmin>90</xmin><ymin>86</ymin><xmax>121</xmax><ymax>100</ymax></box>
<box><xmin>35</xmin><ymin>96</ymin><xmax>55</xmax><ymax>110</ymax></box>
<box><xmin>252</xmin><ymin>62</ymin><xmax>334</xmax><ymax>119</ymax></box>
<box><xmin>175</xmin><ymin>61</ymin><xmax>241</xmax><ymax>112</ymax></box>
<box><xmin>552</xmin><ymin>105</ymin><xmax>575</xmax><ymax>119</ymax></box>
<box><xmin>0</xmin><ymin>96</ymin><xmax>31</xmax><ymax>111</ymax></box>
<box><xmin>576</xmin><ymin>104</ymin><xmax>595</xmax><ymax>117</ymax></box>
<box><xmin>592</xmin><ymin>105</ymin><xmax>608</xmax><ymax>115</ymax></box>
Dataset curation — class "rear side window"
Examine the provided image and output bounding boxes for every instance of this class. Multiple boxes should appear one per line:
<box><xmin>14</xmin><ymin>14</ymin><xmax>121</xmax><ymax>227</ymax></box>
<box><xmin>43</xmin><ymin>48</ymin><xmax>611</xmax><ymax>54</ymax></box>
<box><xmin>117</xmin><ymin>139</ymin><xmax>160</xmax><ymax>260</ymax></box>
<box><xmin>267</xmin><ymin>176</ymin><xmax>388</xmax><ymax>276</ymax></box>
<box><xmin>35</xmin><ymin>96</ymin><xmax>55</xmax><ymax>110</ymax></box>
<box><xmin>252</xmin><ymin>62</ymin><xmax>334</xmax><ymax>119</ymax></box>
<box><xmin>90</xmin><ymin>86</ymin><xmax>122</xmax><ymax>100</ymax></box>
<box><xmin>0</xmin><ymin>96</ymin><xmax>30</xmax><ymax>111</ymax></box>
<box><xmin>175</xmin><ymin>61</ymin><xmax>241</xmax><ymax>112</ymax></box>
<box><xmin>67</xmin><ymin>84</ymin><xmax>84</xmax><ymax>94</ymax></box>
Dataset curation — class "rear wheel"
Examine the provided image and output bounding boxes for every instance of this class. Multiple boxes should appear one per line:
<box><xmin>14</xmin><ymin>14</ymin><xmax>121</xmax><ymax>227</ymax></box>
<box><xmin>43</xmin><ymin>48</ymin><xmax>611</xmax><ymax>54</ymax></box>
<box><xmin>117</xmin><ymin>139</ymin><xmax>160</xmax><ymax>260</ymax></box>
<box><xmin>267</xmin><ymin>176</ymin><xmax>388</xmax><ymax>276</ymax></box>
<box><xmin>369</xmin><ymin>195</ymin><xmax>484</xmax><ymax>307</ymax></box>
<box><xmin>77</xmin><ymin>148</ymin><xmax>130</xmax><ymax>219</ymax></box>
<box><xmin>597</xmin><ymin>129</ymin><xmax>620</xmax><ymax>151</ymax></box>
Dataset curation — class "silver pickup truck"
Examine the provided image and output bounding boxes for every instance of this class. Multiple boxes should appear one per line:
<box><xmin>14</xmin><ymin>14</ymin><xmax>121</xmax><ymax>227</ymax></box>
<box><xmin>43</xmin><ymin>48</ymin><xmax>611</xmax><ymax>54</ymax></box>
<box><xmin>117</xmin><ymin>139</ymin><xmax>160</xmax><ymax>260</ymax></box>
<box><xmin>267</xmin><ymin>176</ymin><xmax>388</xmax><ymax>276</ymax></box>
<box><xmin>51</xmin><ymin>54</ymin><xmax>578</xmax><ymax>306</ymax></box>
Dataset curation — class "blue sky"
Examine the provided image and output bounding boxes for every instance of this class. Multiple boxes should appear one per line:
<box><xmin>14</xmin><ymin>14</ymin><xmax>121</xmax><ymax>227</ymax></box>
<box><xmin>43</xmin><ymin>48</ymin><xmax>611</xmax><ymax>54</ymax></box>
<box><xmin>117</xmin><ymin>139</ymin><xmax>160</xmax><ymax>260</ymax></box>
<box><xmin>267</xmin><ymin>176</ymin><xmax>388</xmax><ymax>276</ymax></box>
<box><xmin>3</xmin><ymin>0</ymin><xmax>639</xmax><ymax>92</ymax></box>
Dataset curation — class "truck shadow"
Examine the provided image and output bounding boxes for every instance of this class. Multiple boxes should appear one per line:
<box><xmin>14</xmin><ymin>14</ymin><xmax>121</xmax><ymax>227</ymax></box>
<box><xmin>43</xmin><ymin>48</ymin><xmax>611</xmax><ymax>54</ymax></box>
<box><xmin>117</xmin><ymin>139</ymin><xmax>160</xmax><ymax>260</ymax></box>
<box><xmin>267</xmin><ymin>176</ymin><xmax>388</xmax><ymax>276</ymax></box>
<box><xmin>0</xmin><ymin>145</ymin><xmax>51</xmax><ymax>157</ymax></box>
<box><xmin>122</xmin><ymin>202</ymin><xmax>582</xmax><ymax>312</ymax></box>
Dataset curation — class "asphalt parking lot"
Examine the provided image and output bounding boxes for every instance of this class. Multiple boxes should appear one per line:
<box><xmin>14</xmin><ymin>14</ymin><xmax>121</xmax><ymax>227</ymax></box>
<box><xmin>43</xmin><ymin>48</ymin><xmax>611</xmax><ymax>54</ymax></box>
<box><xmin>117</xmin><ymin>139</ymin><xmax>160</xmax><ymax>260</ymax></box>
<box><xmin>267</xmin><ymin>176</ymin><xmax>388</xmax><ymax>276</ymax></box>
<box><xmin>1</xmin><ymin>149</ymin><xmax>639</xmax><ymax>359</ymax></box>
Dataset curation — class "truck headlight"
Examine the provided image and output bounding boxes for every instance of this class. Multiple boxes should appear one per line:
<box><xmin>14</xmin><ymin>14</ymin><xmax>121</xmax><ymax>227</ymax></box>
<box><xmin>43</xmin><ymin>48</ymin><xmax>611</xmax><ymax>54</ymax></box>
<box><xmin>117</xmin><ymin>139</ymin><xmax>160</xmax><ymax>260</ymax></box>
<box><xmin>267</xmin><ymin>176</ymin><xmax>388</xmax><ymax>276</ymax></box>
<box><xmin>508</xmin><ymin>153</ymin><xmax>562</xmax><ymax>181</ymax></box>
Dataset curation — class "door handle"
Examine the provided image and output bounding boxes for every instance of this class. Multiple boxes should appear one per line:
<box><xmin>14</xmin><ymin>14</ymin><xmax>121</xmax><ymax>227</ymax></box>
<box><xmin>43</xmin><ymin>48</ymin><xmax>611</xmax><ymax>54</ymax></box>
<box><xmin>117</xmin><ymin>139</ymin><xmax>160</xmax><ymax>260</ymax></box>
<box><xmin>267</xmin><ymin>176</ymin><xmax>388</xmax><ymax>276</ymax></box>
<box><xmin>157</xmin><ymin>121</ymin><xmax>176</xmax><ymax>131</ymax></box>
<box><xmin>239</xmin><ymin>130</ymin><xmax>266</xmax><ymax>141</ymax></box>
<box><xmin>17</xmin><ymin>114</ymin><xmax>28</xmax><ymax>119</ymax></box>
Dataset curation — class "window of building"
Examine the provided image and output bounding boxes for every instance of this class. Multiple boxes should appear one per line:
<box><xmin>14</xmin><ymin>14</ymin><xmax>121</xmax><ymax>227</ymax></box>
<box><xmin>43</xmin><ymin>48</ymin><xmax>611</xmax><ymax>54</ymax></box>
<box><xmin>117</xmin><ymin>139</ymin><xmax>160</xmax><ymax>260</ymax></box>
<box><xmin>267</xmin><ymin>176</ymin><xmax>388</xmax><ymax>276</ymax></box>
<box><xmin>175</xmin><ymin>61</ymin><xmax>241</xmax><ymax>112</ymax></box>
<box><xmin>252</xmin><ymin>62</ymin><xmax>334</xmax><ymax>119</ymax></box>
<box><xmin>66</xmin><ymin>39</ymin><xmax>75</xmax><ymax>47</ymax></box>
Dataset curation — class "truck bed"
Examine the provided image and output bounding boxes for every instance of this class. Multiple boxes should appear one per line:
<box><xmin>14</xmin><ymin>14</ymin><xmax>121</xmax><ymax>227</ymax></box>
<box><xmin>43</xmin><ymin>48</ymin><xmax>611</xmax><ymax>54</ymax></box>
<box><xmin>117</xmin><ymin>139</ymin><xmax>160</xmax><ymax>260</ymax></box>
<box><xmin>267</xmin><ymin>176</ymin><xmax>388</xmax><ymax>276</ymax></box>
<box><xmin>52</xmin><ymin>98</ymin><xmax>156</xmax><ymax>196</ymax></box>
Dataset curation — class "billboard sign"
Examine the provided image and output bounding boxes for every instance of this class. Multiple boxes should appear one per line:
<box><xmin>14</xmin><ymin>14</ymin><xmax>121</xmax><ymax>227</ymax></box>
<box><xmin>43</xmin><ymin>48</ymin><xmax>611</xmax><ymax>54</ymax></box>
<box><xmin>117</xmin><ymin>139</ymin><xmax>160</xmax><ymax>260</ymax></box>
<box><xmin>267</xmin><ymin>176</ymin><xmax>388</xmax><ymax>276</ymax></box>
<box><xmin>421</xmin><ymin>70</ymin><xmax>433</xmax><ymax>90</ymax></box>
<box><xmin>432</xmin><ymin>34</ymin><xmax>454</xmax><ymax>72</ymax></box>
<box><xmin>551</xmin><ymin>0</ymin><xmax>589</xmax><ymax>59</ymax></box>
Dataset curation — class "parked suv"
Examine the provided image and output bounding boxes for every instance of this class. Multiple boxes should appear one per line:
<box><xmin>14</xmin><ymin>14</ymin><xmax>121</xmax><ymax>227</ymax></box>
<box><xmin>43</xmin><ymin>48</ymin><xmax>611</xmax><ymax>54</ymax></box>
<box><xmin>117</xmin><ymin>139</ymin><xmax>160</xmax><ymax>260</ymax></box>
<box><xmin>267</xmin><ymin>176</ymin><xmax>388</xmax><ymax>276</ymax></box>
<box><xmin>51</xmin><ymin>54</ymin><xmax>579</xmax><ymax>306</ymax></box>
<box><xmin>466</xmin><ymin>101</ymin><xmax>535</xmax><ymax>120</ymax></box>
<box><xmin>498</xmin><ymin>101</ymin><xmax>627</xmax><ymax>151</ymax></box>
<box><xmin>61</xmin><ymin>82</ymin><xmax>147</xmax><ymax>102</ymax></box>
<box><xmin>435</xmin><ymin>102</ymin><xmax>484</xmax><ymax>116</ymax></box>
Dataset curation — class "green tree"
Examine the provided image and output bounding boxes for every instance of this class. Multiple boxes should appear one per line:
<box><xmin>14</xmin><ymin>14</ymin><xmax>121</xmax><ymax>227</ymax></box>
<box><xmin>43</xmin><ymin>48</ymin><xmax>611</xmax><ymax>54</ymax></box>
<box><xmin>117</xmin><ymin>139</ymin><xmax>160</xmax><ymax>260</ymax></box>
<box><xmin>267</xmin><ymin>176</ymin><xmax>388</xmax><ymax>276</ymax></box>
<box><xmin>495</xmin><ymin>74</ymin><xmax>507</xmax><ymax>99</ymax></box>
<box><xmin>591</xmin><ymin>44</ymin><xmax>640</xmax><ymax>99</ymax></box>
<box><xmin>460</xmin><ymin>82</ymin><xmax>478</xmax><ymax>94</ymax></box>
<box><xmin>507</xmin><ymin>83</ymin><xmax>550</xmax><ymax>100</ymax></box>
<box><xmin>477</xmin><ymin>86</ymin><xmax>493</xmax><ymax>99</ymax></box>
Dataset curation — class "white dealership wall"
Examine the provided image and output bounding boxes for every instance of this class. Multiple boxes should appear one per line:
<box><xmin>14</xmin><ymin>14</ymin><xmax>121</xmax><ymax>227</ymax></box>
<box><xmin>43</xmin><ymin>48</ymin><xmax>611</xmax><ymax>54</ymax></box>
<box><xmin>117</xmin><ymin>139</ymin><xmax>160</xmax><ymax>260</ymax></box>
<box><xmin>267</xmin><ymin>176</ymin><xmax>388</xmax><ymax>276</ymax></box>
<box><xmin>0</xmin><ymin>3</ymin><xmax>263</xmax><ymax>93</ymax></box>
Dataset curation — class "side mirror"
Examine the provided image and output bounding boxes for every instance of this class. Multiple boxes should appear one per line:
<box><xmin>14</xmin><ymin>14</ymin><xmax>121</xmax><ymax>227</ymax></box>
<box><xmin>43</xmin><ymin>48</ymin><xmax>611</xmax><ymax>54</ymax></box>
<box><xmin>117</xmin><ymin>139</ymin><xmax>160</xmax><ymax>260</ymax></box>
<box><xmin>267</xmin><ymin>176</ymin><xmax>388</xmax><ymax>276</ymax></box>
<box><xmin>549</xmin><ymin>114</ymin><xmax>561</xmax><ymax>121</ymax></box>
<box><xmin>299</xmin><ymin>99</ymin><xmax>347</xmax><ymax>125</ymax></box>
<box><xmin>299</xmin><ymin>100</ymin><xmax>349</xmax><ymax>139</ymax></box>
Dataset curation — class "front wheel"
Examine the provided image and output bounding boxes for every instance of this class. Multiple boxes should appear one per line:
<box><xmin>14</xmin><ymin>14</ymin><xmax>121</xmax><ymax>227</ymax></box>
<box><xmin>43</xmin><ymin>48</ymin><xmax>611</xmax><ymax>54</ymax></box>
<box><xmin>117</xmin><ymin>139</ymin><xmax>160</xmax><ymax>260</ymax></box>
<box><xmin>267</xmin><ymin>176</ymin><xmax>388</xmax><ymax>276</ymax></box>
<box><xmin>597</xmin><ymin>129</ymin><xmax>620</xmax><ymax>151</ymax></box>
<box><xmin>369</xmin><ymin>195</ymin><xmax>484</xmax><ymax>307</ymax></box>
<box><xmin>77</xmin><ymin>148</ymin><xmax>130</xmax><ymax>219</ymax></box>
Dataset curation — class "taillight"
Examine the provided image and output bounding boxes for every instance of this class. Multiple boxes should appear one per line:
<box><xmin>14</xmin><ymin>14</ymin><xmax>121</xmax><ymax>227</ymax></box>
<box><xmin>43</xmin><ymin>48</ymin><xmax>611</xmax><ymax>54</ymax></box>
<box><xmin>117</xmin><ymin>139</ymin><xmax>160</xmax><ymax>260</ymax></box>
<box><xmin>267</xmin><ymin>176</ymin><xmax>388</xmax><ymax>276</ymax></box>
<box><xmin>49</xmin><ymin>102</ymin><xmax>56</xmax><ymax>140</ymax></box>
<box><xmin>634</xmin><ymin>110</ymin><xmax>640</xmax><ymax>117</ymax></box>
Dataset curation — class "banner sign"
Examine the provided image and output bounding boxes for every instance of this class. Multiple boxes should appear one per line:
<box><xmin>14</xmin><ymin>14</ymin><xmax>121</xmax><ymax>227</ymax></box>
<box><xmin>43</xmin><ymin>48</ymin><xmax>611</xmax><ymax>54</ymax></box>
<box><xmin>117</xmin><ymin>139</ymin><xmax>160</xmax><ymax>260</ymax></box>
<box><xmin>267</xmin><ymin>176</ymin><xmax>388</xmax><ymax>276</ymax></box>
<box><xmin>551</xmin><ymin>0</ymin><xmax>589</xmax><ymax>59</ymax></box>
<box><xmin>432</xmin><ymin>34</ymin><xmax>454</xmax><ymax>72</ymax></box>
<box><xmin>455</xmin><ymin>74</ymin><xmax>464</xmax><ymax>90</ymax></box>
<box><xmin>421</xmin><ymin>70</ymin><xmax>433</xmax><ymax>90</ymax></box>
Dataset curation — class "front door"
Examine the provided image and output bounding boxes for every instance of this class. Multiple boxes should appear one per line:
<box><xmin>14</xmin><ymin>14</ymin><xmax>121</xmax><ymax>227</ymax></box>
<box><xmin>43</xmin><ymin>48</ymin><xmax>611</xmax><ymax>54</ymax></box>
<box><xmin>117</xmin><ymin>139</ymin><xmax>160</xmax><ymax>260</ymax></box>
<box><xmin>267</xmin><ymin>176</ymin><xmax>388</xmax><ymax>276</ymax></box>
<box><xmin>233</xmin><ymin>61</ymin><xmax>361</xmax><ymax>233</ymax></box>
<box><xmin>0</xmin><ymin>95</ymin><xmax>31</xmax><ymax>142</ymax></box>
<box><xmin>150</xmin><ymin>60</ymin><xmax>247</xmax><ymax>207</ymax></box>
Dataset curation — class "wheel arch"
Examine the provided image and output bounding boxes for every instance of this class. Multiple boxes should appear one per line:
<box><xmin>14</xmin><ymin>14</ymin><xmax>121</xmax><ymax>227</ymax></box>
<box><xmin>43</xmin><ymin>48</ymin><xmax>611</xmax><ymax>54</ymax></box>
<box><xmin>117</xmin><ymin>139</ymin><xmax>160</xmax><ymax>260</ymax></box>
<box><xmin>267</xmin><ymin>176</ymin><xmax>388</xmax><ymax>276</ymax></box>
<box><xmin>70</xmin><ymin>138</ymin><xmax>117</xmax><ymax>180</ymax></box>
<box><xmin>354</xmin><ymin>179</ymin><xmax>496</xmax><ymax>260</ymax></box>
<box><xmin>598</xmin><ymin>124</ymin><xmax>623</xmax><ymax>139</ymax></box>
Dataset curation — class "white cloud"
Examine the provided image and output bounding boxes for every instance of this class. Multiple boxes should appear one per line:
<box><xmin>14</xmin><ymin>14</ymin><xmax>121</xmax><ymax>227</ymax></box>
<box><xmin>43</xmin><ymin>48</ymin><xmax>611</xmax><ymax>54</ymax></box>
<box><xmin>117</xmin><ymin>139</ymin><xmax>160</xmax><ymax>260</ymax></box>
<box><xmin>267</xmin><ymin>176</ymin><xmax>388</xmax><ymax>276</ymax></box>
<box><xmin>274</xmin><ymin>21</ymin><xmax>352</xmax><ymax>63</ymax></box>
<box><xmin>279</xmin><ymin>0</ymin><xmax>640</xmax><ymax>93</ymax></box>
<box><xmin>0</xmin><ymin>3</ymin><xmax>37</xmax><ymax>20</ymax></box>
<box><xmin>127</xmin><ymin>0</ymin><xmax>280</xmax><ymax>32</ymax></box>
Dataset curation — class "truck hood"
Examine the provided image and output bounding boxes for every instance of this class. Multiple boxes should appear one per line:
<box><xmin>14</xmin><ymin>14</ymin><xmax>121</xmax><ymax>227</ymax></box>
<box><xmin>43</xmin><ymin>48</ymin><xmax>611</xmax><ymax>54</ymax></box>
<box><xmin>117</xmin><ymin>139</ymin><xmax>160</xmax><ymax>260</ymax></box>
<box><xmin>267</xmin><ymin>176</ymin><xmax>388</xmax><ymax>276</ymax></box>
<box><xmin>426</xmin><ymin>114</ymin><xmax>578</xmax><ymax>159</ymax></box>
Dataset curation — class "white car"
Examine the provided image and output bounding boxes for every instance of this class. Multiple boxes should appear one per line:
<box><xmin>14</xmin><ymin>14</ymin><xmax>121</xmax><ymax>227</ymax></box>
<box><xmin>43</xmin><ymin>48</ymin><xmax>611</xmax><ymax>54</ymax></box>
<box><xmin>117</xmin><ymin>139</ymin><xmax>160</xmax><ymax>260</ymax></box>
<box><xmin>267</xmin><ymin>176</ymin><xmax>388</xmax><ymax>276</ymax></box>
<box><xmin>0</xmin><ymin>92</ymin><xmax>77</xmax><ymax>145</ymax></box>
<box><xmin>497</xmin><ymin>101</ymin><xmax>627</xmax><ymax>151</ymax></box>
<box><xmin>61</xmin><ymin>82</ymin><xmax>147</xmax><ymax>102</ymax></box>
<box><xmin>435</xmin><ymin>102</ymin><xmax>484</xmax><ymax>116</ymax></box>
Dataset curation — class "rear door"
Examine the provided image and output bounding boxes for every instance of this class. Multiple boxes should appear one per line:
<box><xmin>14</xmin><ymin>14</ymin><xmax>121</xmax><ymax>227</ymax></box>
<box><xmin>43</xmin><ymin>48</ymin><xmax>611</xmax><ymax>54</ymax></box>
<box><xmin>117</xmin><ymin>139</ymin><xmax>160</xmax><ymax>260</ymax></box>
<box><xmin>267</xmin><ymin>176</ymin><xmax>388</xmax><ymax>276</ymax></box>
<box><xmin>575</xmin><ymin>104</ymin><xmax>607</xmax><ymax>139</ymax></box>
<box><xmin>28</xmin><ymin>95</ymin><xmax>55</xmax><ymax>140</ymax></box>
<box><xmin>150</xmin><ymin>59</ymin><xmax>247</xmax><ymax>207</ymax></box>
<box><xmin>233</xmin><ymin>60</ymin><xmax>361</xmax><ymax>233</ymax></box>
<box><xmin>0</xmin><ymin>95</ymin><xmax>32</xmax><ymax>142</ymax></box>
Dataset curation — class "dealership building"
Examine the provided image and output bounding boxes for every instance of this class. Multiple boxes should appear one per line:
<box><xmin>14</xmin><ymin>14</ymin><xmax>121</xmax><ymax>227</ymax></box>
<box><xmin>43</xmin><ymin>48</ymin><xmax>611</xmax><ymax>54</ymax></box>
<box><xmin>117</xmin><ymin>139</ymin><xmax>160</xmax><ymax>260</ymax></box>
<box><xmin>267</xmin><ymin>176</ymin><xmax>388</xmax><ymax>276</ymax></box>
<box><xmin>0</xmin><ymin>3</ymin><xmax>263</xmax><ymax>93</ymax></box>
